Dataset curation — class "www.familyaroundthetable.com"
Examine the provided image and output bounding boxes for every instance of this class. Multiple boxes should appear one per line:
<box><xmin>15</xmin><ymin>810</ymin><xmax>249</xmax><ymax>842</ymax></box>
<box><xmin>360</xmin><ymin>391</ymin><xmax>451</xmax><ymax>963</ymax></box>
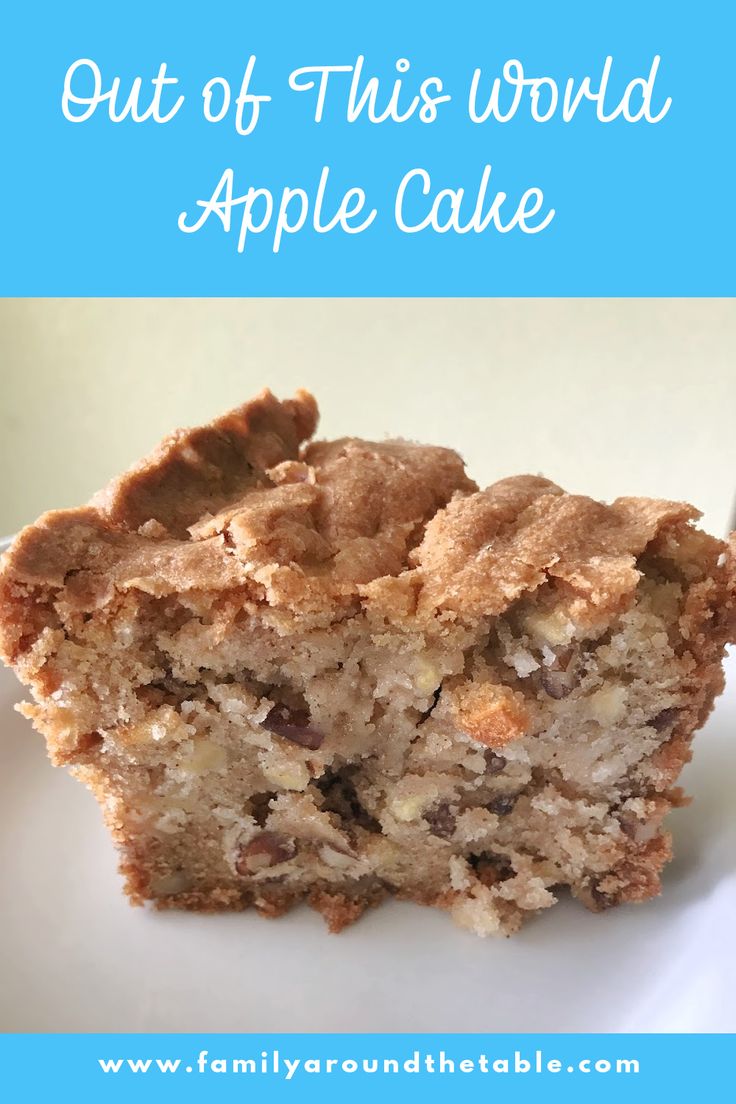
<box><xmin>97</xmin><ymin>1049</ymin><xmax>640</xmax><ymax>1079</ymax></box>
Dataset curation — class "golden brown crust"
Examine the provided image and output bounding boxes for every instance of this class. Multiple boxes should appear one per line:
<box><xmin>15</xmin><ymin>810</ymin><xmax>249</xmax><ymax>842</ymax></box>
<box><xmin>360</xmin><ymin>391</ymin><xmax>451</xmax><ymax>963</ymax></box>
<box><xmin>726</xmin><ymin>534</ymin><xmax>736</xmax><ymax>640</ymax></box>
<box><xmin>93</xmin><ymin>387</ymin><xmax>318</xmax><ymax>537</ymax></box>
<box><xmin>413</xmin><ymin>478</ymin><xmax>701</xmax><ymax>619</ymax></box>
<box><xmin>0</xmin><ymin>389</ymin><xmax>719</xmax><ymax>652</ymax></box>
<box><xmin>576</xmin><ymin>834</ymin><xmax>673</xmax><ymax>912</ymax></box>
<box><xmin>0</xmin><ymin>389</ymin><xmax>478</xmax><ymax>644</ymax></box>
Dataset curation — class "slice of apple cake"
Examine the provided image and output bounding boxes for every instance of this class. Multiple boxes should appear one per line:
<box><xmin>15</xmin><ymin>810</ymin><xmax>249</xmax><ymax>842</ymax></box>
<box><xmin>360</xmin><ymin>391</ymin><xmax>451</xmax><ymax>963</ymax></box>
<box><xmin>0</xmin><ymin>389</ymin><xmax>732</xmax><ymax>935</ymax></box>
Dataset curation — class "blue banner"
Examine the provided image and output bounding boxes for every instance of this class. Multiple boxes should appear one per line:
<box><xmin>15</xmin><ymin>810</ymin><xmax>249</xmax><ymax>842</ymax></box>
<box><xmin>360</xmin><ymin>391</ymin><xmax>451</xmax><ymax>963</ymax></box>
<box><xmin>0</xmin><ymin>1033</ymin><xmax>732</xmax><ymax>1101</ymax></box>
<box><xmin>3</xmin><ymin>1</ymin><xmax>734</xmax><ymax>295</ymax></box>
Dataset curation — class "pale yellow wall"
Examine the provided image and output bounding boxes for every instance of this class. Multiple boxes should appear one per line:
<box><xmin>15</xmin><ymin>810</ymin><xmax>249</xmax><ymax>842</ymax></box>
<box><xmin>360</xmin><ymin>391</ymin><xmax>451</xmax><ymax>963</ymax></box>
<box><xmin>0</xmin><ymin>298</ymin><xmax>733</xmax><ymax>537</ymax></box>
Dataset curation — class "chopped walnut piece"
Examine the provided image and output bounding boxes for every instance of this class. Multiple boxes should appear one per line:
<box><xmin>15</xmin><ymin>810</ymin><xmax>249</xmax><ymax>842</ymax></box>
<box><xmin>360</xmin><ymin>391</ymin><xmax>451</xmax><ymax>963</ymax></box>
<box><xmin>649</xmin><ymin>707</ymin><xmax>679</xmax><ymax>732</ymax></box>
<box><xmin>484</xmin><ymin>750</ymin><xmax>507</xmax><ymax>774</ymax></box>
<box><xmin>539</xmin><ymin>647</ymin><xmax>581</xmax><ymax>699</ymax></box>
<box><xmin>261</xmin><ymin>703</ymin><xmax>324</xmax><ymax>750</ymax></box>
<box><xmin>487</xmin><ymin>794</ymin><xmax>518</xmax><ymax>817</ymax></box>
<box><xmin>424</xmin><ymin>802</ymin><xmax>456</xmax><ymax>839</ymax></box>
<box><xmin>235</xmin><ymin>832</ymin><xmax>297</xmax><ymax>875</ymax></box>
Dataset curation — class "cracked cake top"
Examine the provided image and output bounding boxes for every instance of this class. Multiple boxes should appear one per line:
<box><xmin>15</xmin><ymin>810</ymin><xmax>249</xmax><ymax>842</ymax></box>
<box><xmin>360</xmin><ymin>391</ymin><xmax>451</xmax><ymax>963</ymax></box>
<box><xmin>0</xmin><ymin>389</ymin><xmax>726</xmax><ymax>656</ymax></box>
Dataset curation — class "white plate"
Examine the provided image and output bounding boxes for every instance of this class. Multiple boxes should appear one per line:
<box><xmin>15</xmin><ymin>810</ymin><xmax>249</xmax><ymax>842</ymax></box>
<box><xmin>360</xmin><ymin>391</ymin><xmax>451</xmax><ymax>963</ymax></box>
<box><xmin>1</xmin><ymin>651</ymin><xmax>735</xmax><ymax>1034</ymax></box>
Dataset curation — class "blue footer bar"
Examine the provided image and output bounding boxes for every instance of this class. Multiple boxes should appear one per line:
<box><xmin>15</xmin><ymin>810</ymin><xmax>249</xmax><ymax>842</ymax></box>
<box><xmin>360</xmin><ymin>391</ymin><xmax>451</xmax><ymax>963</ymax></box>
<box><xmin>0</xmin><ymin>1033</ymin><xmax>731</xmax><ymax>1101</ymax></box>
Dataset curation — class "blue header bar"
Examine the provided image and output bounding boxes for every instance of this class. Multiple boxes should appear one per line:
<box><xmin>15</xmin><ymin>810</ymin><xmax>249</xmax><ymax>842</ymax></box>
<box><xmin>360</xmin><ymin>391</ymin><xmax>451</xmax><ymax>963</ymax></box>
<box><xmin>3</xmin><ymin>2</ymin><xmax>734</xmax><ymax>295</ymax></box>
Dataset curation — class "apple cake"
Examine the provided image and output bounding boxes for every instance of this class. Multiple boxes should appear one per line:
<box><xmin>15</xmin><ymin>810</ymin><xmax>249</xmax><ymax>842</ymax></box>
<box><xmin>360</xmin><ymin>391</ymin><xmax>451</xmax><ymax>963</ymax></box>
<box><xmin>0</xmin><ymin>389</ymin><xmax>732</xmax><ymax>935</ymax></box>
